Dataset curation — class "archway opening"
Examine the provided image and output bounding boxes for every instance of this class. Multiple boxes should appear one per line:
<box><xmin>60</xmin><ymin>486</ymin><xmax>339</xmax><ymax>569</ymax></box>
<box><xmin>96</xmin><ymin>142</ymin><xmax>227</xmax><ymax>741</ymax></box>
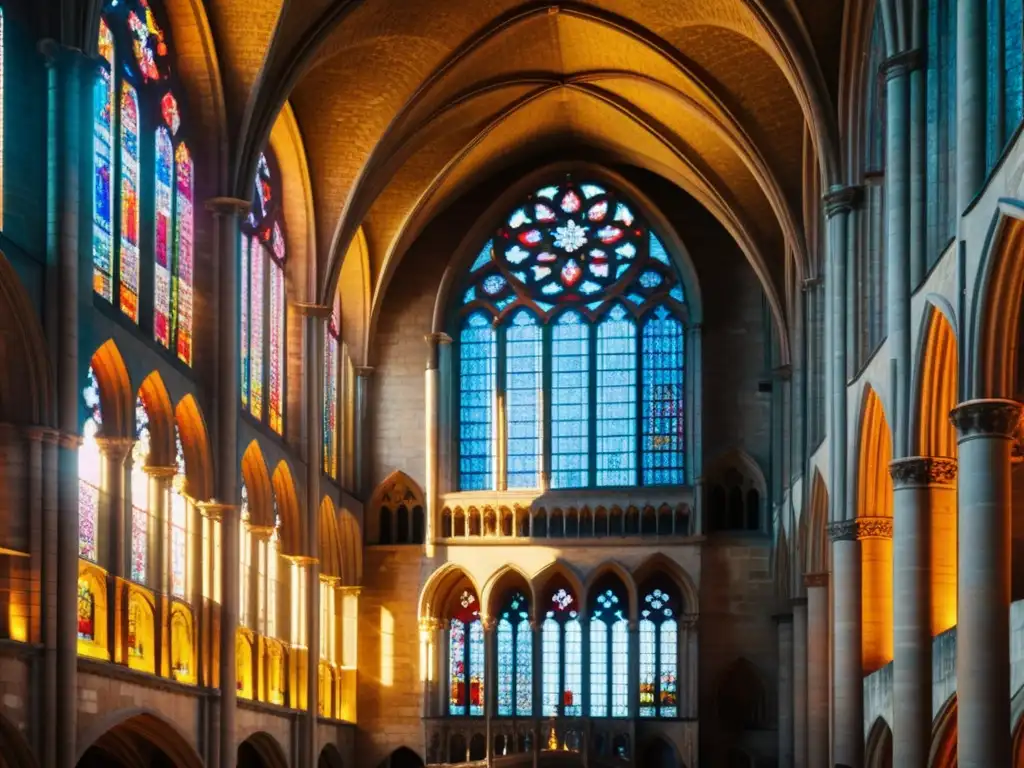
<box><xmin>75</xmin><ymin>713</ymin><xmax>201</xmax><ymax>768</ymax></box>
<box><xmin>318</xmin><ymin>744</ymin><xmax>345</xmax><ymax>768</ymax></box>
<box><xmin>381</xmin><ymin>746</ymin><xmax>424</xmax><ymax>768</ymax></box>
<box><xmin>639</xmin><ymin>737</ymin><xmax>682</xmax><ymax>768</ymax></box>
<box><xmin>237</xmin><ymin>733</ymin><xmax>287</xmax><ymax>768</ymax></box>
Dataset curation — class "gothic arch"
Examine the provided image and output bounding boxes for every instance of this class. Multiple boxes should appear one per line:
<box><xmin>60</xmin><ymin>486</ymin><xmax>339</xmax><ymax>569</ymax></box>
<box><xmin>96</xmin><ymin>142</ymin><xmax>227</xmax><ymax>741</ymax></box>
<box><xmin>865</xmin><ymin>716</ymin><xmax>894</xmax><ymax>768</ymax></box>
<box><xmin>318</xmin><ymin>744</ymin><xmax>344</xmax><ymax>768</ymax></box>
<box><xmin>75</xmin><ymin>709</ymin><xmax>202</xmax><ymax>768</ymax></box>
<box><xmin>481</xmin><ymin>564</ymin><xmax>536</xmax><ymax>622</ymax></box>
<box><xmin>0</xmin><ymin>249</ymin><xmax>52</xmax><ymax>426</ymax></box>
<box><xmin>632</xmin><ymin>553</ymin><xmax>699</xmax><ymax>614</ymax></box>
<box><xmin>419</xmin><ymin>563</ymin><xmax>481</xmax><ymax>621</ymax></box>
<box><xmin>272</xmin><ymin>461</ymin><xmax>303</xmax><ymax>557</ymax></box>
<box><xmin>913</xmin><ymin>303</ymin><xmax>959</xmax><ymax>458</ymax></box>
<box><xmin>174</xmin><ymin>394</ymin><xmax>213</xmax><ymax>502</ymax></box>
<box><xmin>929</xmin><ymin>694</ymin><xmax>957</xmax><ymax>768</ymax></box>
<box><xmin>0</xmin><ymin>711</ymin><xmax>37</xmax><ymax>768</ymax></box>
<box><xmin>704</xmin><ymin>449</ymin><xmax>767</xmax><ymax>533</ymax></box>
<box><xmin>89</xmin><ymin>340</ymin><xmax>133</xmax><ymax>438</ymax></box>
<box><xmin>319</xmin><ymin>496</ymin><xmax>343</xmax><ymax>581</ymax></box>
<box><xmin>583</xmin><ymin>561</ymin><xmax>638</xmax><ymax>622</ymax></box>
<box><xmin>237</xmin><ymin>732</ymin><xmax>289</xmax><ymax>768</ymax></box>
<box><xmin>136</xmin><ymin>372</ymin><xmax>176</xmax><ymax>468</ymax></box>
<box><xmin>368</xmin><ymin>470</ymin><xmax>426</xmax><ymax>545</ymax></box>
<box><xmin>856</xmin><ymin>385</ymin><xmax>893</xmax><ymax>519</ymax></box>
<box><xmin>805</xmin><ymin>469</ymin><xmax>830</xmax><ymax>574</ymax></box>
<box><xmin>337</xmin><ymin>507</ymin><xmax>363</xmax><ymax>587</ymax></box>
<box><xmin>241</xmin><ymin>441</ymin><xmax>275</xmax><ymax>529</ymax></box>
<box><xmin>532</xmin><ymin>561</ymin><xmax>586</xmax><ymax>610</ymax></box>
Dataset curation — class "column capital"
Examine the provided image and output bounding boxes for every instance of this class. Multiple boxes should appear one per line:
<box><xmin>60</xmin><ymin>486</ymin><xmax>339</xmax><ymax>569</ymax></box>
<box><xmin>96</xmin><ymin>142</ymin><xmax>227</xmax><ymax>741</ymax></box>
<box><xmin>889</xmin><ymin>456</ymin><xmax>958</xmax><ymax>488</ymax></box>
<box><xmin>950</xmin><ymin>399</ymin><xmax>1023</xmax><ymax>442</ymax></box>
<box><xmin>93</xmin><ymin>435</ymin><xmax>135</xmax><ymax>462</ymax></box>
<box><xmin>143</xmin><ymin>464</ymin><xmax>178</xmax><ymax>480</ymax></box>
<box><xmin>828</xmin><ymin>516</ymin><xmax>893</xmax><ymax>541</ymax></box>
<box><xmin>880</xmin><ymin>47</ymin><xmax>924</xmax><ymax>81</ymax></box>
<box><xmin>196</xmin><ymin>500</ymin><xmax>238</xmax><ymax>520</ymax></box>
<box><xmin>23</xmin><ymin>425</ymin><xmax>61</xmax><ymax>444</ymax></box>
<box><xmin>204</xmin><ymin>196</ymin><xmax>250</xmax><ymax>215</ymax></box>
<box><xmin>355</xmin><ymin>366</ymin><xmax>375</xmax><ymax>379</ymax></box>
<box><xmin>425</xmin><ymin>333</ymin><xmax>453</xmax><ymax>370</ymax></box>
<box><xmin>284</xmin><ymin>554</ymin><xmax>319</xmax><ymax>567</ymax></box>
<box><xmin>245</xmin><ymin>523</ymin><xmax>276</xmax><ymax>540</ymax></box>
<box><xmin>804</xmin><ymin>572</ymin><xmax>829</xmax><ymax>588</ymax></box>
<box><xmin>37</xmin><ymin>39</ymin><xmax>92</xmax><ymax>70</ymax></box>
<box><xmin>481</xmin><ymin>615</ymin><xmax>497</xmax><ymax>632</ymax></box>
<box><xmin>822</xmin><ymin>185</ymin><xmax>862</xmax><ymax>217</ymax></box>
<box><xmin>338</xmin><ymin>585</ymin><xmax>363</xmax><ymax>597</ymax></box>
<box><xmin>292</xmin><ymin>301</ymin><xmax>333</xmax><ymax>319</ymax></box>
<box><xmin>418</xmin><ymin>616</ymin><xmax>442</xmax><ymax>634</ymax></box>
<box><xmin>801</xmin><ymin>275</ymin><xmax>823</xmax><ymax>291</ymax></box>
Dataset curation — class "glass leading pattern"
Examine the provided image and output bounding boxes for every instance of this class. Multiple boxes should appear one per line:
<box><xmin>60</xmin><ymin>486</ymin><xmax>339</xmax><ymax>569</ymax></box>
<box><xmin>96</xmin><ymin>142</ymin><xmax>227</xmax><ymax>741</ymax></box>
<box><xmin>551</xmin><ymin>311</ymin><xmax>589</xmax><ymax>488</ymax></box>
<box><xmin>249</xmin><ymin>237</ymin><xmax>265</xmax><ymax>420</ymax></box>
<box><xmin>515</xmin><ymin>617</ymin><xmax>532</xmax><ymax>716</ymax></box>
<box><xmin>639</xmin><ymin>619</ymin><xmax>657</xmax><ymax>717</ymax></box>
<box><xmin>119</xmin><ymin>82</ymin><xmax>141</xmax><ymax>322</ymax></box>
<box><xmin>240</xmin><ymin>236</ymin><xmax>250</xmax><ymax>408</ymax></box>
<box><xmin>459</xmin><ymin>312</ymin><xmax>495</xmax><ymax>490</ymax></box>
<box><xmin>324</xmin><ymin>295</ymin><xmax>340</xmax><ymax>477</ymax></box>
<box><xmin>642</xmin><ymin>306</ymin><xmax>685</xmax><ymax>485</ymax></box>
<box><xmin>468</xmin><ymin>619</ymin><xmax>485</xmax><ymax>716</ymax></box>
<box><xmin>611</xmin><ymin>619</ymin><xmax>629</xmax><ymax>716</ymax></box>
<box><xmin>93</xmin><ymin>21</ymin><xmax>115</xmax><ymax>302</ymax></box>
<box><xmin>589</xmin><ymin>618</ymin><xmax>608</xmax><ymax>717</ymax></box>
<box><xmin>497</xmin><ymin>618</ymin><xmax>515</xmax><ymax>716</ymax></box>
<box><xmin>449</xmin><ymin>589</ymin><xmax>483</xmax><ymax>716</ymax></box>
<box><xmin>563</xmin><ymin>619</ymin><xmax>582</xmax><ymax>716</ymax></box>
<box><xmin>505</xmin><ymin>310</ymin><xmax>542</xmax><ymax>488</ymax></box>
<box><xmin>541</xmin><ymin>618</ymin><xmax>560</xmax><ymax>717</ymax></box>
<box><xmin>79</xmin><ymin>368</ymin><xmax>104</xmax><ymax>561</ymax></box>
<box><xmin>174</xmin><ymin>143</ymin><xmax>195</xmax><ymax>365</ymax></box>
<box><xmin>153</xmin><ymin>127</ymin><xmax>173</xmax><ymax>347</ymax></box>
<box><xmin>131</xmin><ymin>397</ymin><xmax>150</xmax><ymax>583</ymax></box>
<box><xmin>170</xmin><ymin>429</ymin><xmax>187</xmax><ymax>599</ymax></box>
<box><xmin>269</xmin><ymin>262</ymin><xmax>285</xmax><ymax>434</ymax></box>
<box><xmin>640</xmin><ymin>586</ymin><xmax>678</xmax><ymax>717</ymax></box>
<box><xmin>659</xmin><ymin>619</ymin><xmax>679</xmax><ymax>716</ymax></box>
<box><xmin>597</xmin><ymin>305</ymin><xmax>637</xmax><ymax>486</ymax></box>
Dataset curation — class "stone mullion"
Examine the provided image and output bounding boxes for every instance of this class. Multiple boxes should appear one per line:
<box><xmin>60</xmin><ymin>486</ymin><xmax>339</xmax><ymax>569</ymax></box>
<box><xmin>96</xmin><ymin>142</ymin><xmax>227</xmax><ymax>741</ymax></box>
<box><xmin>889</xmin><ymin>456</ymin><xmax>958</xmax><ymax>767</ymax></box>
<box><xmin>949</xmin><ymin>399</ymin><xmax>1022</xmax><ymax>768</ymax></box>
<box><xmin>803</xmin><ymin>572</ymin><xmax>829</xmax><ymax>768</ymax></box>
<box><xmin>791</xmin><ymin>597</ymin><xmax>808</xmax><ymax>768</ymax></box>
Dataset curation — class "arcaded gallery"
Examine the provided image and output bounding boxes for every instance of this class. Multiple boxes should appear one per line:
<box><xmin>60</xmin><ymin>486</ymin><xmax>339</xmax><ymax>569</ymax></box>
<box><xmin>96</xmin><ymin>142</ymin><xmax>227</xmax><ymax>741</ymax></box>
<box><xmin>4</xmin><ymin>0</ymin><xmax>1024</xmax><ymax>767</ymax></box>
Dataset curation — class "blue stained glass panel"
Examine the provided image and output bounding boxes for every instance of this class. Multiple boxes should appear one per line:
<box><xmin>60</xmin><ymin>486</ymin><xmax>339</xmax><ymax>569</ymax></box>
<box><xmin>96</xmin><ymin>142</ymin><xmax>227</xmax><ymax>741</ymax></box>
<box><xmin>659</xmin><ymin>619</ymin><xmax>678</xmax><ymax>717</ymax></box>
<box><xmin>638</xmin><ymin>270</ymin><xmax>662</xmax><ymax>289</ymax></box>
<box><xmin>642</xmin><ymin>306</ymin><xmax>685</xmax><ymax>485</ymax></box>
<box><xmin>506</xmin><ymin>310</ymin><xmax>542</xmax><ymax>489</ymax></box>
<box><xmin>542</xmin><ymin>618</ymin><xmax>560</xmax><ymax>716</ymax></box>
<box><xmin>597</xmin><ymin>305</ymin><xmax>637</xmax><ymax>486</ymax></box>
<box><xmin>516</xmin><ymin>619</ymin><xmax>533</xmax><ymax>716</ymax></box>
<box><xmin>449</xmin><ymin>618</ymin><xmax>466</xmax><ymax>715</ymax></box>
<box><xmin>589</xmin><ymin>618</ymin><xmax>608</xmax><ymax>717</ymax></box>
<box><xmin>469</xmin><ymin>620</ymin><xmax>485</xmax><ymax>716</ymax></box>
<box><xmin>611</xmin><ymin>619</ymin><xmax>629</xmax><ymax>716</ymax></box>
<box><xmin>536</xmin><ymin>185</ymin><xmax>558</xmax><ymax>200</ymax></box>
<box><xmin>581</xmin><ymin>183</ymin><xmax>606</xmax><ymax>198</ymax></box>
<box><xmin>552</xmin><ymin>311</ymin><xmax>589</xmax><ymax>488</ymax></box>
<box><xmin>459</xmin><ymin>312</ymin><xmax>496</xmax><ymax>490</ymax></box>
<box><xmin>639</xmin><ymin>619</ymin><xmax>656</xmax><ymax>717</ymax></box>
<box><xmin>497</xmin><ymin>618</ymin><xmax>514</xmax><ymax>716</ymax></box>
<box><xmin>626</xmin><ymin>293</ymin><xmax>645</xmax><ymax>306</ymax></box>
<box><xmin>463</xmin><ymin>287</ymin><xmax>476</xmax><ymax>304</ymax></box>
<box><xmin>483</xmin><ymin>274</ymin><xmax>507</xmax><ymax>295</ymax></box>
<box><xmin>649</xmin><ymin>232</ymin><xmax>671</xmax><ymax>265</ymax></box>
<box><xmin>1006</xmin><ymin>0</ymin><xmax>1023</xmax><ymax>139</ymax></box>
<box><xmin>564</xmin><ymin>619</ymin><xmax>582</xmax><ymax>716</ymax></box>
<box><xmin>670</xmin><ymin>285</ymin><xmax>685</xmax><ymax>303</ymax></box>
<box><xmin>495</xmin><ymin>295</ymin><xmax>516</xmax><ymax>311</ymax></box>
<box><xmin>470</xmin><ymin>241</ymin><xmax>493</xmax><ymax>272</ymax></box>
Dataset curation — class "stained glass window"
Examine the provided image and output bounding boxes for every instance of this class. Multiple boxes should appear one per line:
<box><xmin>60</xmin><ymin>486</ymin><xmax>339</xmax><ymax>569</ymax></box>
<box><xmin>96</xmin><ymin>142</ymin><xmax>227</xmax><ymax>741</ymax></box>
<box><xmin>506</xmin><ymin>310</ymin><xmax>542</xmax><ymax>488</ymax></box>
<box><xmin>925</xmin><ymin>0</ymin><xmax>957</xmax><ymax>263</ymax></box>
<box><xmin>639</xmin><ymin>583</ymin><xmax>679</xmax><ymax>717</ymax></box>
<box><xmin>96</xmin><ymin>2</ymin><xmax>193</xmax><ymax>360</ymax></box>
<box><xmin>590</xmin><ymin>585</ymin><xmax>629</xmax><ymax>717</ymax></box>
<box><xmin>239</xmin><ymin>483</ymin><xmax>251</xmax><ymax>628</ymax></box>
<box><xmin>986</xmin><ymin>0</ymin><xmax>1024</xmax><ymax>168</ymax></box>
<box><xmin>170</xmin><ymin>428</ymin><xmax>187</xmax><ymax>599</ymax></box>
<box><xmin>78</xmin><ymin>579</ymin><xmax>95</xmax><ymax>641</ymax></box>
<box><xmin>241</xmin><ymin>153</ymin><xmax>286</xmax><ymax>434</ymax></box>
<box><xmin>496</xmin><ymin>591</ymin><xmax>532</xmax><ymax>717</ymax></box>
<box><xmin>324</xmin><ymin>293</ymin><xmax>340</xmax><ymax>477</ymax></box>
<box><xmin>456</xmin><ymin>178</ymin><xmax>686</xmax><ymax>492</ymax></box>
<box><xmin>79</xmin><ymin>367</ymin><xmax>104</xmax><ymax>561</ymax></box>
<box><xmin>541</xmin><ymin>584</ymin><xmax>581</xmax><ymax>717</ymax></box>
<box><xmin>131</xmin><ymin>396</ymin><xmax>150</xmax><ymax>583</ymax></box>
<box><xmin>449</xmin><ymin>588</ymin><xmax>484</xmax><ymax>716</ymax></box>
<box><xmin>459</xmin><ymin>312</ymin><xmax>495</xmax><ymax>490</ymax></box>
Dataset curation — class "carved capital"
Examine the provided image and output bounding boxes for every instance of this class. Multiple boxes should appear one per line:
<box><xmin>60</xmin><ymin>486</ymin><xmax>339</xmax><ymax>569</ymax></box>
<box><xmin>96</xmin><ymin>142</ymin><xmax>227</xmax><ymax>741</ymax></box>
<box><xmin>950</xmin><ymin>399</ymin><xmax>1023</xmax><ymax>442</ymax></box>
<box><xmin>354</xmin><ymin>366</ymin><xmax>375</xmax><ymax>379</ymax></box>
<box><xmin>245</xmin><ymin>523</ymin><xmax>276</xmax><ymax>540</ymax></box>
<box><xmin>204</xmin><ymin>196</ymin><xmax>250</xmax><ymax>215</ymax></box>
<box><xmin>801</xmin><ymin>275</ymin><xmax>823</xmax><ymax>292</ymax></box>
<box><xmin>284</xmin><ymin>554</ymin><xmax>319</xmax><ymax>567</ymax></box>
<box><xmin>24</xmin><ymin>426</ymin><xmax>60</xmax><ymax>445</ymax></box>
<box><xmin>889</xmin><ymin>456</ymin><xmax>958</xmax><ymax>488</ymax></box>
<box><xmin>196</xmin><ymin>501</ymin><xmax>237</xmax><ymax>520</ymax></box>
<box><xmin>291</xmin><ymin>301</ymin><xmax>332</xmax><ymax>319</ymax></box>
<box><xmin>804</xmin><ymin>572</ymin><xmax>829</xmax><ymax>588</ymax></box>
<box><xmin>481</xmin><ymin>615</ymin><xmax>497</xmax><ymax>633</ymax></box>
<box><xmin>822</xmin><ymin>185</ymin><xmax>862</xmax><ymax>218</ymax></box>
<box><xmin>418</xmin><ymin>616</ymin><xmax>442</xmax><ymax>634</ymax></box>
<box><xmin>143</xmin><ymin>464</ymin><xmax>178</xmax><ymax>480</ymax></box>
<box><xmin>828</xmin><ymin>517</ymin><xmax>892</xmax><ymax>541</ymax></box>
<box><xmin>881</xmin><ymin>48</ymin><xmax>924</xmax><ymax>81</ymax></box>
<box><xmin>425</xmin><ymin>333</ymin><xmax>453</xmax><ymax>370</ymax></box>
<box><xmin>93</xmin><ymin>436</ymin><xmax>135</xmax><ymax>461</ymax></box>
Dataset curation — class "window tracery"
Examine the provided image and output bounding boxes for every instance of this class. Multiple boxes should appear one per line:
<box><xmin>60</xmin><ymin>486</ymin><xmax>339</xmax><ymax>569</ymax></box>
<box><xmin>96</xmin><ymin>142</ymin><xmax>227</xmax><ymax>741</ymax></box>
<box><xmin>131</xmin><ymin>395</ymin><xmax>151</xmax><ymax>584</ymax></box>
<box><xmin>496</xmin><ymin>591</ymin><xmax>532</xmax><ymax>717</ymax></box>
<box><xmin>456</xmin><ymin>178</ymin><xmax>686</xmax><ymax>492</ymax></box>
<box><xmin>638</xmin><ymin>583</ymin><xmax>679</xmax><ymax>717</ymax></box>
<box><xmin>79</xmin><ymin>367</ymin><xmax>103</xmax><ymax>561</ymax></box>
<box><xmin>449</xmin><ymin>588</ymin><xmax>484</xmax><ymax>716</ymax></box>
<box><xmin>541</xmin><ymin>583</ymin><xmax>582</xmax><ymax>717</ymax></box>
<box><xmin>589</xmin><ymin>584</ymin><xmax>629</xmax><ymax>717</ymax></box>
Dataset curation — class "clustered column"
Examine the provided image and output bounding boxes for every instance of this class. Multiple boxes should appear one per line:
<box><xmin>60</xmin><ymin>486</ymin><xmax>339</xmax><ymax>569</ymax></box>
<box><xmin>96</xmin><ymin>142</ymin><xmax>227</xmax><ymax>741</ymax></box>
<box><xmin>424</xmin><ymin>333</ymin><xmax>451</xmax><ymax>558</ymax></box>
<box><xmin>949</xmin><ymin>399</ymin><xmax>1022</xmax><ymax>767</ymax></box>
<box><xmin>889</xmin><ymin>456</ymin><xmax>957</xmax><ymax>767</ymax></box>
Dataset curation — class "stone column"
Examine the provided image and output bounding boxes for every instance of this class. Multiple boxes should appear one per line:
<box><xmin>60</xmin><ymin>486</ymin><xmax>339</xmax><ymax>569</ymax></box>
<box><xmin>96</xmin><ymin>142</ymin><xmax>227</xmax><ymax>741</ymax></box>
<box><xmin>949</xmin><ymin>399</ymin><xmax>1022</xmax><ymax>768</ymax></box>
<box><xmin>483</xmin><ymin>616</ymin><xmax>496</xmax><ymax>765</ymax></box>
<box><xmin>95</xmin><ymin>438</ymin><xmax>133</xmax><ymax>576</ymax></box>
<box><xmin>775</xmin><ymin>612</ymin><xmax>794</xmax><ymax>767</ymax></box>
<box><xmin>957</xmin><ymin>0</ymin><xmax>986</xmax><ymax>212</ymax></box>
<box><xmin>889</xmin><ymin>457</ymin><xmax>958</xmax><ymax>767</ymax></box>
<box><xmin>206</xmin><ymin>195</ymin><xmax>247</xmax><ymax>768</ymax></box>
<box><xmin>354</xmin><ymin>367</ymin><xmax>374</xmax><ymax>498</ymax></box>
<box><xmin>40</xmin><ymin>36</ymin><xmax>86</xmax><ymax>768</ymax></box>
<box><xmin>829</xmin><ymin>522</ymin><xmax>863</xmax><ymax>768</ymax></box>
<box><xmin>425</xmin><ymin>333</ymin><xmax>451</xmax><ymax>557</ymax></box>
<box><xmin>532</xmin><ymin>620</ymin><xmax>542</xmax><ymax>768</ymax></box>
<box><xmin>791</xmin><ymin>598</ymin><xmax>808</xmax><ymax>768</ymax></box>
<box><xmin>804</xmin><ymin>573</ymin><xmax>829</xmax><ymax>768</ymax></box>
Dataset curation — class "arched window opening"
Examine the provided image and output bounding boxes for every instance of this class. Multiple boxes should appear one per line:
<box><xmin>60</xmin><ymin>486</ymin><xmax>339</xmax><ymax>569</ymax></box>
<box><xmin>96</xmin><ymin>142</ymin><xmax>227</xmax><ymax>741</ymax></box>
<box><xmin>130</xmin><ymin>396</ymin><xmax>151</xmax><ymax>584</ymax></box>
<box><xmin>448</xmin><ymin>587</ymin><xmax>484</xmax><ymax>716</ymax></box>
<box><xmin>541</xmin><ymin>581</ymin><xmax>582</xmax><ymax>717</ymax></box>
<box><xmin>638</xmin><ymin>580</ymin><xmax>679</xmax><ymax>718</ymax></box>
<box><xmin>745</xmin><ymin>489</ymin><xmax>760</xmax><ymax>532</ymax></box>
<box><xmin>987</xmin><ymin>0</ymin><xmax>1024</xmax><ymax>170</ymax></box>
<box><xmin>496</xmin><ymin>591</ymin><xmax>532</xmax><ymax>717</ymax></box>
<box><xmin>94</xmin><ymin>4</ymin><xmax>195</xmax><ymax>364</ymax></box>
<box><xmin>324</xmin><ymin>293</ymin><xmax>341</xmax><ymax>478</ymax></box>
<box><xmin>241</xmin><ymin>152</ymin><xmax>286</xmax><ymax>434</ymax></box>
<box><xmin>396</xmin><ymin>505</ymin><xmax>410</xmax><ymax>543</ymax></box>
<box><xmin>379</xmin><ymin>507</ymin><xmax>393</xmax><ymax>544</ymax></box>
<box><xmin>589</xmin><ymin>580</ymin><xmax>629</xmax><ymax>718</ymax></box>
<box><xmin>239</xmin><ymin>483</ymin><xmax>252</xmax><ymax>629</ymax></box>
<box><xmin>455</xmin><ymin>178</ymin><xmax>687</xmax><ymax>493</ymax></box>
<box><xmin>708</xmin><ymin>462</ymin><xmax>764</xmax><ymax>534</ymax></box>
<box><xmin>170</xmin><ymin>427</ymin><xmax>188</xmax><ymax>599</ymax></box>
<box><xmin>716</xmin><ymin>658</ymin><xmax>768</xmax><ymax>731</ymax></box>
<box><xmin>925</xmin><ymin>0</ymin><xmax>958</xmax><ymax>264</ymax></box>
<box><xmin>79</xmin><ymin>367</ymin><xmax>103</xmax><ymax>561</ymax></box>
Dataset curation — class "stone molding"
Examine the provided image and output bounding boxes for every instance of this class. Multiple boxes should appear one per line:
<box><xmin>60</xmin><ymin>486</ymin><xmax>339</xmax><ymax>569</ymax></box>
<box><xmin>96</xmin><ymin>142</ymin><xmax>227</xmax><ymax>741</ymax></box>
<box><xmin>881</xmin><ymin>47</ymin><xmax>924</xmax><ymax>81</ymax></box>
<box><xmin>284</xmin><ymin>555</ymin><xmax>319</xmax><ymax>567</ymax></box>
<box><xmin>94</xmin><ymin>435</ymin><xmax>135</xmax><ymax>461</ymax></box>
<box><xmin>888</xmin><ymin>456</ymin><xmax>958</xmax><ymax>488</ymax></box>
<box><xmin>827</xmin><ymin>516</ymin><xmax>893</xmax><ymax>541</ymax></box>
<box><xmin>196</xmin><ymin>501</ymin><xmax>237</xmax><ymax>520</ymax></box>
<box><xmin>425</xmin><ymin>332</ymin><xmax>452</xmax><ymax>370</ymax></box>
<box><xmin>949</xmin><ymin>399</ymin><xmax>1023</xmax><ymax>442</ymax></box>
<box><xmin>291</xmin><ymin>301</ymin><xmax>333</xmax><ymax>319</ymax></box>
<box><xmin>142</xmin><ymin>464</ymin><xmax>178</xmax><ymax>480</ymax></box>
<box><xmin>204</xmin><ymin>196</ymin><xmax>250</xmax><ymax>214</ymax></box>
<box><xmin>419</xmin><ymin>617</ymin><xmax>443</xmax><ymax>634</ymax></box>
<box><xmin>823</xmin><ymin>185</ymin><xmax>862</xmax><ymax>218</ymax></box>
<box><xmin>804</xmin><ymin>572</ymin><xmax>829</xmax><ymax>588</ymax></box>
<box><xmin>354</xmin><ymin>366</ymin><xmax>375</xmax><ymax>379</ymax></box>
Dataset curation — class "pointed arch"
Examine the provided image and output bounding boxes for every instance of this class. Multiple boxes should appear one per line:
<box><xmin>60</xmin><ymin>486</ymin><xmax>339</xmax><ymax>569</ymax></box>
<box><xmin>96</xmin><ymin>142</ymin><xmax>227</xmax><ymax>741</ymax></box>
<box><xmin>0</xmin><ymin>249</ymin><xmax>53</xmax><ymax>426</ymax></box>
<box><xmin>174</xmin><ymin>394</ymin><xmax>212</xmax><ymax>502</ymax></box>
<box><xmin>337</xmin><ymin>506</ymin><xmax>363</xmax><ymax>587</ymax></box>
<box><xmin>856</xmin><ymin>386</ymin><xmax>893</xmax><ymax>519</ymax></box>
<box><xmin>271</xmin><ymin>461</ymin><xmax>303</xmax><ymax>557</ymax></box>
<box><xmin>0</xmin><ymin>710</ymin><xmax>37</xmax><ymax>768</ymax></box>
<box><xmin>633</xmin><ymin>553</ymin><xmax>698</xmax><ymax>614</ymax></box>
<box><xmin>419</xmin><ymin>563</ymin><xmax>481</xmax><ymax>621</ymax></box>
<box><xmin>369</xmin><ymin>470</ymin><xmax>425</xmax><ymax>545</ymax></box>
<box><xmin>338</xmin><ymin>226</ymin><xmax>372</xmax><ymax>366</ymax></box>
<box><xmin>89</xmin><ymin>340</ymin><xmax>133</xmax><ymax>437</ymax></box>
<box><xmin>532</xmin><ymin>561</ymin><xmax>586</xmax><ymax>608</ymax></box>
<box><xmin>318</xmin><ymin>496</ymin><xmax>343</xmax><ymax>581</ymax></box>
<box><xmin>914</xmin><ymin>303</ymin><xmax>958</xmax><ymax>458</ymax></box>
<box><xmin>240</xmin><ymin>441</ymin><xmax>274</xmax><ymax>529</ymax></box>
<box><xmin>318</xmin><ymin>743</ymin><xmax>345</xmax><ymax>768</ymax></box>
<box><xmin>136</xmin><ymin>372</ymin><xmax>175</xmax><ymax>467</ymax></box>
<box><xmin>865</xmin><ymin>716</ymin><xmax>893</xmax><ymax>768</ymax></box>
<box><xmin>238</xmin><ymin>731</ymin><xmax>289</xmax><ymax>768</ymax></box>
<box><xmin>929</xmin><ymin>693</ymin><xmax>957</xmax><ymax>768</ymax></box>
<box><xmin>583</xmin><ymin>561</ymin><xmax>638</xmax><ymax>621</ymax></box>
<box><xmin>805</xmin><ymin>469</ymin><xmax>830</xmax><ymax>574</ymax></box>
<box><xmin>481</xmin><ymin>564</ymin><xmax>536</xmax><ymax>621</ymax></box>
<box><xmin>269</xmin><ymin>101</ymin><xmax>316</xmax><ymax>298</ymax></box>
<box><xmin>75</xmin><ymin>709</ymin><xmax>203</xmax><ymax>768</ymax></box>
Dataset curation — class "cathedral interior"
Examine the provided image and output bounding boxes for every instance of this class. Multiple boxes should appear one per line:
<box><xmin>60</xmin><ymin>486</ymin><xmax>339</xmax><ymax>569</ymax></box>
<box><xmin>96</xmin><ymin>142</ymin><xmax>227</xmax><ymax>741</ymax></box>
<box><xmin>2</xmin><ymin>0</ymin><xmax>1024</xmax><ymax>766</ymax></box>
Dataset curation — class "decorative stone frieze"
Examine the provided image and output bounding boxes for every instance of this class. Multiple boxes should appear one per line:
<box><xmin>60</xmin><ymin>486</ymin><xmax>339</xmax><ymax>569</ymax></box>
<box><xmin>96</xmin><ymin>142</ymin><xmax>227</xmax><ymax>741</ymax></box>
<box><xmin>949</xmin><ymin>399</ymin><xmax>1023</xmax><ymax>441</ymax></box>
<box><xmin>827</xmin><ymin>516</ymin><xmax>893</xmax><ymax>541</ymax></box>
<box><xmin>888</xmin><ymin>456</ymin><xmax>958</xmax><ymax>488</ymax></box>
<box><xmin>804</xmin><ymin>572</ymin><xmax>829</xmax><ymax>588</ymax></box>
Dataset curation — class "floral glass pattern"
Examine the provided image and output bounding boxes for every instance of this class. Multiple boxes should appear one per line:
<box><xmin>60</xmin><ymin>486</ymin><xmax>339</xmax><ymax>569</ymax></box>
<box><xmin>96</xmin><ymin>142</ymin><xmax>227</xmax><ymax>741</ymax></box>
<box><xmin>77</xmin><ymin>579</ymin><xmax>95</xmax><ymax>641</ymax></box>
<box><xmin>78</xmin><ymin>367</ymin><xmax>104</xmax><ymax>560</ymax></box>
<box><xmin>449</xmin><ymin>588</ymin><xmax>484</xmax><ymax>716</ymax></box>
<box><xmin>639</xmin><ymin>585</ymin><xmax>679</xmax><ymax>717</ymax></box>
<box><xmin>590</xmin><ymin>586</ymin><xmax>629</xmax><ymax>717</ymax></box>
<box><xmin>130</xmin><ymin>396</ymin><xmax>150</xmax><ymax>583</ymax></box>
<box><xmin>323</xmin><ymin>293</ymin><xmax>340</xmax><ymax>477</ymax></box>
<box><xmin>542</xmin><ymin>584</ymin><xmax>581</xmax><ymax>717</ymax></box>
<box><xmin>496</xmin><ymin>591</ymin><xmax>532</xmax><ymax>717</ymax></box>
<box><xmin>457</xmin><ymin>177</ymin><xmax>686</xmax><ymax>491</ymax></box>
